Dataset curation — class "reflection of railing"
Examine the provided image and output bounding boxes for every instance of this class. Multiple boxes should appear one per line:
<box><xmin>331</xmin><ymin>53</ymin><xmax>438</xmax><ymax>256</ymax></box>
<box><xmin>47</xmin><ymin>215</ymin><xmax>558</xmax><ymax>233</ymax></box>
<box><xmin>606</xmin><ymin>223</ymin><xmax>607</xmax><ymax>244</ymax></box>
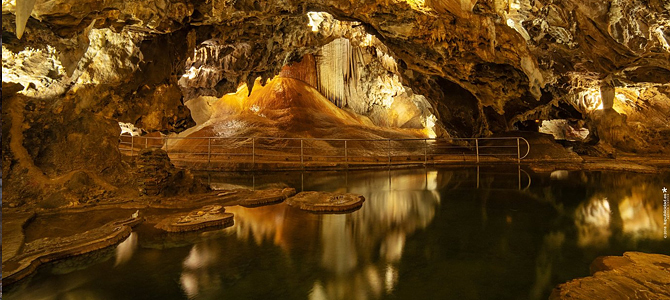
<box><xmin>476</xmin><ymin>166</ymin><xmax>532</xmax><ymax>191</ymax></box>
<box><xmin>119</xmin><ymin>135</ymin><xmax>530</xmax><ymax>170</ymax></box>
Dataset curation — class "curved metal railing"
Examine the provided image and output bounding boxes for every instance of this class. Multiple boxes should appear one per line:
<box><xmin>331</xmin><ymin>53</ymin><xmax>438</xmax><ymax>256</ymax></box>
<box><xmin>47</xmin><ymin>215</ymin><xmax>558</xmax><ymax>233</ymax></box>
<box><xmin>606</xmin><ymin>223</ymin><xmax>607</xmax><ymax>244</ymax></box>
<box><xmin>119</xmin><ymin>135</ymin><xmax>531</xmax><ymax>170</ymax></box>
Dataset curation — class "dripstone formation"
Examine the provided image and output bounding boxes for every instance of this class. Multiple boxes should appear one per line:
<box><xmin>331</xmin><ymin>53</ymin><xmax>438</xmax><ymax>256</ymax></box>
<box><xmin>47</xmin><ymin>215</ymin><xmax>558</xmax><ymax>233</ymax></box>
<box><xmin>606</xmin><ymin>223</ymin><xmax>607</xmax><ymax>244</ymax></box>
<box><xmin>136</xmin><ymin>148</ymin><xmax>208</xmax><ymax>197</ymax></box>
<box><xmin>2</xmin><ymin>0</ymin><xmax>669</xmax><ymax>205</ymax></box>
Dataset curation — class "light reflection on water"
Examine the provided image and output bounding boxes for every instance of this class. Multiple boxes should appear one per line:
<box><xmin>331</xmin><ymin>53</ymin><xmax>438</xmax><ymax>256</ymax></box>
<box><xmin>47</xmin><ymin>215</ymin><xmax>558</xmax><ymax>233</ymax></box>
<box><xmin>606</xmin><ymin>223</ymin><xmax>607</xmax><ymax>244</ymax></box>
<box><xmin>4</xmin><ymin>168</ymin><xmax>669</xmax><ymax>300</ymax></box>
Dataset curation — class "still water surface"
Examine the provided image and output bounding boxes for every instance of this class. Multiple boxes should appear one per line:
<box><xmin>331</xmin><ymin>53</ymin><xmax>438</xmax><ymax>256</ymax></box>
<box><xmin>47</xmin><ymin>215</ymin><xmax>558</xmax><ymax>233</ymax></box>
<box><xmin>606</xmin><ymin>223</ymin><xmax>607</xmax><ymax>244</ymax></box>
<box><xmin>5</xmin><ymin>167</ymin><xmax>670</xmax><ymax>300</ymax></box>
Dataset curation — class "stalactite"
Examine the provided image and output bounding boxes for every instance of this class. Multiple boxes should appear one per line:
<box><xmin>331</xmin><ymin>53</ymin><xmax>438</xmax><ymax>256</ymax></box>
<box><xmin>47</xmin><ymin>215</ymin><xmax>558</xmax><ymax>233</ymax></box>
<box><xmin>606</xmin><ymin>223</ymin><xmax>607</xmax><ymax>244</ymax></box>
<box><xmin>316</xmin><ymin>38</ymin><xmax>359</xmax><ymax>108</ymax></box>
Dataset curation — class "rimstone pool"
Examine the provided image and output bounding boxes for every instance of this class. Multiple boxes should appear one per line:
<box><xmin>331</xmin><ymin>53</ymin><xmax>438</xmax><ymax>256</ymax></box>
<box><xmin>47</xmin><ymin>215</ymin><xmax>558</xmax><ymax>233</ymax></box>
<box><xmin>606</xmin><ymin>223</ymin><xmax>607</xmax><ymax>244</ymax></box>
<box><xmin>4</xmin><ymin>167</ymin><xmax>669</xmax><ymax>300</ymax></box>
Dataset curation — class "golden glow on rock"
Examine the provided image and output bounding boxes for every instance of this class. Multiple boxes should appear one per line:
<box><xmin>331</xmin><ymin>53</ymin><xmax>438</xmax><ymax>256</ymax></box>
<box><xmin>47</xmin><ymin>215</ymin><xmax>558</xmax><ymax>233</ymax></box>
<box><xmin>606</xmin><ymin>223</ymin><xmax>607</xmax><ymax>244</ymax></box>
<box><xmin>400</xmin><ymin>0</ymin><xmax>428</xmax><ymax>11</ymax></box>
<box><xmin>578</xmin><ymin>87</ymin><xmax>603</xmax><ymax>111</ymax></box>
<box><xmin>423</xmin><ymin>115</ymin><xmax>437</xmax><ymax>138</ymax></box>
<box><xmin>307</xmin><ymin>11</ymin><xmax>326</xmax><ymax>32</ymax></box>
<box><xmin>655</xmin><ymin>26</ymin><xmax>670</xmax><ymax>51</ymax></box>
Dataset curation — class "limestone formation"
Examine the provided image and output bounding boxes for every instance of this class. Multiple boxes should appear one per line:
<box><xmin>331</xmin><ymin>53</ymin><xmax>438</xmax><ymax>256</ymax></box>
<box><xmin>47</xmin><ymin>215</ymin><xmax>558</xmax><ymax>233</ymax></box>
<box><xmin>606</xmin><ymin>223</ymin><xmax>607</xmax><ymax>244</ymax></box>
<box><xmin>550</xmin><ymin>252</ymin><xmax>670</xmax><ymax>300</ymax></box>
<box><xmin>286</xmin><ymin>191</ymin><xmax>365</xmax><ymax>212</ymax></box>
<box><xmin>136</xmin><ymin>148</ymin><xmax>209</xmax><ymax>196</ymax></box>
<box><xmin>1</xmin><ymin>0</ymin><xmax>669</xmax><ymax>204</ymax></box>
<box><xmin>2</xmin><ymin>212</ymin><xmax>144</xmax><ymax>286</ymax></box>
<box><xmin>154</xmin><ymin>205</ymin><xmax>234</xmax><ymax>232</ymax></box>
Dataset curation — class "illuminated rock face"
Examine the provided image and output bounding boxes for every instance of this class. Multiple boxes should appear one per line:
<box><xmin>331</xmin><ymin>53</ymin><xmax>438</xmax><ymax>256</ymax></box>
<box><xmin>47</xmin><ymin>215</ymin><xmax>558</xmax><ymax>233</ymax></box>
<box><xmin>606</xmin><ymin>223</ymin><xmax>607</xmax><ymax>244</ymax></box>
<box><xmin>1</xmin><ymin>0</ymin><xmax>669</xmax><ymax>204</ymax></box>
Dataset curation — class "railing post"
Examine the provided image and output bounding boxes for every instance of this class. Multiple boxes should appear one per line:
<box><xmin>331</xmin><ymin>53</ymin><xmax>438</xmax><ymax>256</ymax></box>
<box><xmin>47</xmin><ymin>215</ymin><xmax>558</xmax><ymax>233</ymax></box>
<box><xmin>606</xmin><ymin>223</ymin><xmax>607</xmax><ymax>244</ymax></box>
<box><xmin>130</xmin><ymin>135</ymin><xmax>134</xmax><ymax>156</ymax></box>
<box><xmin>475</xmin><ymin>138</ymin><xmax>479</xmax><ymax>163</ymax></box>
<box><xmin>165</xmin><ymin>136</ymin><xmax>168</xmax><ymax>154</ymax></box>
<box><xmin>207</xmin><ymin>138</ymin><xmax>211</xmax><ymax>170</ymax></box>
<box><xmin>516</xmin><ymin>138</ymin><xmax>521</xmax><ymax>164</ymax></box>
<box><xmin>300</xmin><ymin>139</ymin><xmax>304</xmax><ymax>168</ymax></box>
<box><xmin>252</xmin><ymin>137</ymin><xmax>255</xmax><ymax>170</ymax></box>
<box><xmin>145</xmin><ymin>136</ymin><xmax>148</xmax><ymax>149</ymax></box>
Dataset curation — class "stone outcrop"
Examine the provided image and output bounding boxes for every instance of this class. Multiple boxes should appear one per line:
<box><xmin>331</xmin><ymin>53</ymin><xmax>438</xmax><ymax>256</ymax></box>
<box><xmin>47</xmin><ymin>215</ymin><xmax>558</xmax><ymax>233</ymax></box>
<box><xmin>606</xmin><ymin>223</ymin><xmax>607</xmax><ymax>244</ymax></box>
<box><xmin>136</xmin><ymin>148</ymin><xmax>209</xmax><ymax>196</ymax></box>
<box><xmin>550</xmin><ymin>252</ymin><xmax>670</xmax><ymax>300</ymax></box>
<box><xmin>1</xmin><ymin>213</ymin><xmax>144</xmax><ymax>286</ymax></box>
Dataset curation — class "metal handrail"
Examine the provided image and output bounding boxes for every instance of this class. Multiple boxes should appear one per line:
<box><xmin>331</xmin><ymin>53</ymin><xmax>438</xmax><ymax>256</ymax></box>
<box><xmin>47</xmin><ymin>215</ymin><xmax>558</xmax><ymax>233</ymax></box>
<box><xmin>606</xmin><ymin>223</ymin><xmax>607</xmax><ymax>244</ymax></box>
<box><xmin>119</xmin><ymin>135</ymin><xmax>531</xmax><ymax>170</ymax></box>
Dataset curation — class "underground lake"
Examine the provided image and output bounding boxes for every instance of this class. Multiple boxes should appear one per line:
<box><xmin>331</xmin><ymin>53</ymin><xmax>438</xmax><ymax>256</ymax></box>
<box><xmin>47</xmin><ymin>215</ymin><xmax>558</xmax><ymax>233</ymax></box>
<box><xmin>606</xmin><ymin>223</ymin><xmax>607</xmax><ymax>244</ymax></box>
<box><xmin>4</xmin><ymin>167</ymin><xmax>669</xmax><ymax>300</ymax></box>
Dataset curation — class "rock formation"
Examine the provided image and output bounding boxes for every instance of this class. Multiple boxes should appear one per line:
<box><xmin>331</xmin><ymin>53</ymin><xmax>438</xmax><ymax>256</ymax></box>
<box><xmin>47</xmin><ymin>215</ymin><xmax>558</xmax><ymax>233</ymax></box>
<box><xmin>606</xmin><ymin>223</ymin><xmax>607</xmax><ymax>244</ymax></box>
<box><xmin>550</xmin><ymin>252</ymin><xmax>670</xmax><ymax>299</ymax></box>
<box><xmin>2</xmin><ymin>0</ymin><xmax>669</xmax><ymax>206</ymax></box>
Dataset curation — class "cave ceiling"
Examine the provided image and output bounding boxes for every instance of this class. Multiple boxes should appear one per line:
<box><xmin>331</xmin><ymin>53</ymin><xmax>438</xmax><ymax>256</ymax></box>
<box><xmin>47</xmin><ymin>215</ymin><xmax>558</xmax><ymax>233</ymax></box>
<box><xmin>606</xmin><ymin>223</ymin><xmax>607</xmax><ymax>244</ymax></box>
<box><xmin>2</xmin><ymin>0</ymin><xmax>669</xmax><ymax>138</ymax></box>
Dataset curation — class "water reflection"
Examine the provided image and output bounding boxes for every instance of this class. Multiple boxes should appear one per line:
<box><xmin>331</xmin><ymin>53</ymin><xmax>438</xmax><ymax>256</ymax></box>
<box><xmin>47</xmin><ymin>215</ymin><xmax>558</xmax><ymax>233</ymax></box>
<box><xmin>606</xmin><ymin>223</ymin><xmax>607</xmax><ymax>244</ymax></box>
<box><xmin>180</xmin><ymin>169</ymin><xmax>669</xmax><ymax>300</ymax></box>
<box><xmin>4</xmin><ymin>168</ymin><xmax>669</xmax><ymax>300</ymax></box>
<box><xmin>182</xmin><ymin>169</ymin><xmax>443</xmax><ymax>300</ymax></box>
<box><xmin>180</xmin><ymin>243</ymin><xmax>222</xmax><ymax>299</ymax></box>
<box><xmin>575</xmin><ymin>196</ymin><xmax>612</xmax><ymax>248</ymax></box>
<box><xmin>571</xmin><ymin>179</ymin><xmax>666</xmax><ymax>248</ymax></box>
<box><xmin>115</xmin><ymin>232</ymin><xmax>138</xmax><ymax>266</ymax></box>
<box><xmin>619</xmin><ymin>185</ymin><xmax>664</xmax><ymax>239</ymax></box>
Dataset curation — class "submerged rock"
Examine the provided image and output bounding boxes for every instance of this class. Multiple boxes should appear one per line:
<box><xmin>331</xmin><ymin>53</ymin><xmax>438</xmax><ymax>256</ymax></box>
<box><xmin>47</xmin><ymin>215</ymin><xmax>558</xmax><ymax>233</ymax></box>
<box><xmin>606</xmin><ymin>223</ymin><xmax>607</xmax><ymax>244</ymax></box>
<box><xmin>550</xmin><ymin>252</ymin><xmax>670</xmax><ymax>299</ymax></box>
<box><xmin>286</xmin><ymin>191</ymin><xmax>365</xmax><ymax>213</ymax></box>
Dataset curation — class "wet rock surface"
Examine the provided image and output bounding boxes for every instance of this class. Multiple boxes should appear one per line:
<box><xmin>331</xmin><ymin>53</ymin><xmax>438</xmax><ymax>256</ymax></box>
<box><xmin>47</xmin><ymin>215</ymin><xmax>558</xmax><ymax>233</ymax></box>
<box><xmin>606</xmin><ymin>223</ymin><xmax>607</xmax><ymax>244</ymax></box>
<box><xmin>154</xmin><ymin>205</ymin><xmax>234</xmax><ymax>232</ymax></box>
<box><xmin>550</xmin><ymin>252</ymin><xmax>670</xmax><ymax>300</ymax></box>
<box><xmin>1</xmin><ymin>212</ymin><xmax>144</xmax><ymax>286</ymax></box>
<box><xmin>226</xmin><ymin>187</ymin><xmax>297</xmax><ymax>207</ymax></box>
<box><xmin>286</xmin><ymin>191</ymin><xmax>365</xmax><ymax>213</ymax></box>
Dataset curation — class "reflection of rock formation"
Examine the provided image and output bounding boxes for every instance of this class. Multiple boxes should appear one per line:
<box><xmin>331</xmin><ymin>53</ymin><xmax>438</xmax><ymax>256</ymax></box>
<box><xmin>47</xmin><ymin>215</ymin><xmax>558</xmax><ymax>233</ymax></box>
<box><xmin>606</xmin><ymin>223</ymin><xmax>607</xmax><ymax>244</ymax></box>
<box><xmin>618</xmin><ymin>186</ymin><xmax>664</xmax><ymax>240</ymax></box>
<box><xmin>571</xmin><ymin>177</ymin><xmax>666</xmax><ymax>248</ymax></box>
<box><xmin>114</xmin><ymin>232</ymin><xmax>138</xmax><ymax>266</ymax></box>
<box><xmin>574</xmin><ymin>196</ymin><xmax>612</xmax><ymax>248</ymax></box>
<box><xmin>530</xmin><ymin>232</ymin><xmax>565</xmax><ymax>300</ymax></box>
<box><xmin>204</xmin><ymin>169</ymin><xmax>443</xmax><ymax>300</ymax></box>
<box><xmin>316</xmin><ymin>171</ymin><xmax>443</xmax><ymax>299</ymax></box>
<box><xmin>225</xmin><ymin>204</ymin><xmax>292</xmax><ymax>251</ymax></box>
<box><xmin>180</xmin><ymin>242</ymin><xmax>222</xmax><ymax>299</ymax></box>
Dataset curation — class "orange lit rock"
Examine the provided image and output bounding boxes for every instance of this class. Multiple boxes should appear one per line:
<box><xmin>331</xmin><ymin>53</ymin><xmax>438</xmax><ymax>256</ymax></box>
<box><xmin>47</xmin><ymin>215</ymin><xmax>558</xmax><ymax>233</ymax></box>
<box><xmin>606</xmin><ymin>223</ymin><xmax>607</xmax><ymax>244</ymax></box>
<box><xmin>550</xmin><ymin>252</ymin><xmax>670</xmax><ymax>300</ymax></box>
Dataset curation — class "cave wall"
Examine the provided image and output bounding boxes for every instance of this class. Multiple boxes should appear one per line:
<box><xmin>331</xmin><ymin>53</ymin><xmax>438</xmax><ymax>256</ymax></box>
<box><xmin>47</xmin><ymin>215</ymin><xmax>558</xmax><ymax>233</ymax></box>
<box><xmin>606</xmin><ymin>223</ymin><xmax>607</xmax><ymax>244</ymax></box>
<box><xmin>2</xmin><ymin>0</ymin><xmax>670</xmax><ymax>206</ymax></box>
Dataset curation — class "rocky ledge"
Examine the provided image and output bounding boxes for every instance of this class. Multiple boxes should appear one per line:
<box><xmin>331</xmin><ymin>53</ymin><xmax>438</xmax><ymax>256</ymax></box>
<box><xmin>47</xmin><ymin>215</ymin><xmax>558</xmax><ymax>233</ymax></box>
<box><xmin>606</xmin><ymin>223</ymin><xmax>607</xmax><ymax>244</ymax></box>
<box><xmin>218</xmin><ymin>187</ymin><xmax>297</xmax><ymax>207</ymax></box>
<box><xmin>155</xmin><ymin>205</ymin><xmax>234</xmax><ymax>232</ymax></box>
<box><xmin>286</xmin><ymin>191</ymin><xmax>365</xmax><ymax>213</ymax></box>
<box><xmin>550</xmin><ymin>252</ymin><xmax>670</xmax><ymax>300</ymax></box>
<box><xmin>2</xmin><ymin>213</ymin><xmax>144</xmax><ymax>286</ymax></box>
